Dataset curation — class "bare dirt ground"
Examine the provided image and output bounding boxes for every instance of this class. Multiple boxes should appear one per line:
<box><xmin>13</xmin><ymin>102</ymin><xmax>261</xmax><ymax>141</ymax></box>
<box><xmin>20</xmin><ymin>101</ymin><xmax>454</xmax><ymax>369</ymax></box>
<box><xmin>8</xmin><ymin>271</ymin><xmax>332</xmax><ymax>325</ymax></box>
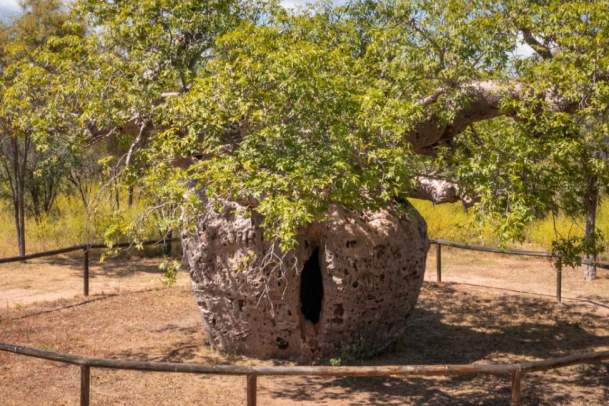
<box><xmin>0</xmin><ymin>251</ymin><xmax>189</xmax><ymax>308</ymax></box>
<box><xmin>1</xmin><ymin>284</ymin><xmax>608</xmax><ymax>405</ymax></box>
<box><xmin>423</xmin><ymin>246</ymin><xmax>609</xmax><ymax>309</ymax></box>
<box><xmin>2</xmin><ymin>246</ymin><xmax>608</xmax><ymax>309</ymax></box>
<box><xmin>1</xmin><ymin>247</ymin><xmax>608</xmax><ymax>405</ymax></box>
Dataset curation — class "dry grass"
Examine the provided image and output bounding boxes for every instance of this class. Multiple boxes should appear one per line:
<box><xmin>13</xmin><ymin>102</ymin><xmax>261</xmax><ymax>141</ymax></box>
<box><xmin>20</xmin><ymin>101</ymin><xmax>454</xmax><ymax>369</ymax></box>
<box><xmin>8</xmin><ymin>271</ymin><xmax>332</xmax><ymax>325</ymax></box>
<box><xmin>411</xmin><ymin>198</ymin><xmax>609</xmax><ymax>259</ymax></box>
<box><xmin>0</xmin><ymin>192</ymin><xmax>159</xmax><ymax>257</ymax></box>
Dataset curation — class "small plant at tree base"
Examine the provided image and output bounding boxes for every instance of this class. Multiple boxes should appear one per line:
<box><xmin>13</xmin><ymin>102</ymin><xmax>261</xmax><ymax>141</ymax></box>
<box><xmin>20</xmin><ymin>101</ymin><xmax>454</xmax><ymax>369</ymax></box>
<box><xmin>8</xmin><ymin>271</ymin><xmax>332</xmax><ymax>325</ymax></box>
<box><xmin>160</xmin><ymin>259</ymin><xmax>180</xmax><ymax>287</ymax></box>
<box><xmin>329</xmin><ymin>358</ymin><xmax>342</xmax><ymax>367</ymax></box>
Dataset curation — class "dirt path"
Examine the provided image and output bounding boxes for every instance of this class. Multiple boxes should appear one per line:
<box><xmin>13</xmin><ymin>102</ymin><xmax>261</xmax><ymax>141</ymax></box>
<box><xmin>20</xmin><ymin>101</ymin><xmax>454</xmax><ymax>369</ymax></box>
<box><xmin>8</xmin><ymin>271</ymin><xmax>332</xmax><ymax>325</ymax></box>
<box><xmin>423</xmin><ymin>246</ymin><xmax>609</xmax><ymax>307</ymax></box>
<box><xmin>1</xmin><ymin>283</ymin><xmax>608</xmax><ymax>405</ymax></box>
<box><xmin>0</xmin><ymin>253</ymin><xmax>190</xmax><ymax>308</ymax></box>
<box><xmin>2</xmin><ymin>247</ymin><xmax>608</xmax><ymax>309</ymax></box>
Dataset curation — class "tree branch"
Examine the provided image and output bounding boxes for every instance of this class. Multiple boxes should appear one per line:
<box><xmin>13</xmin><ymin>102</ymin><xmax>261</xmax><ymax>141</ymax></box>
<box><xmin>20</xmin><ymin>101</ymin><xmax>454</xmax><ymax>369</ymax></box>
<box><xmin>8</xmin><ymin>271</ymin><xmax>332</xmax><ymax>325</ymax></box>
<box><xmin>408</xmin><ymin>79</ymin><xmax>577</xmax><ymax>154</ymax></box>
<box><xmin>520</xmin><ymin>28</ymin><xmax>553</xmax><ymax>60</ymax></box>
<box><xmin>411</xmin><ymin>176</ymin><xmax>476</xmax><ymax>207</ymax></box>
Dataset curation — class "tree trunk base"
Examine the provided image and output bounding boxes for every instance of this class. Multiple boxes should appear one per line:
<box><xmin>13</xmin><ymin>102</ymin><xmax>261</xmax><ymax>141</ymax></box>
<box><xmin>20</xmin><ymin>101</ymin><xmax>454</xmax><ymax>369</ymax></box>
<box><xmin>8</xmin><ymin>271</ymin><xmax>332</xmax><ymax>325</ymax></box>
<box><xmin>182</xmin><ymin>198</ymin><xmax>429</xmax><ymax>361</ymax></box>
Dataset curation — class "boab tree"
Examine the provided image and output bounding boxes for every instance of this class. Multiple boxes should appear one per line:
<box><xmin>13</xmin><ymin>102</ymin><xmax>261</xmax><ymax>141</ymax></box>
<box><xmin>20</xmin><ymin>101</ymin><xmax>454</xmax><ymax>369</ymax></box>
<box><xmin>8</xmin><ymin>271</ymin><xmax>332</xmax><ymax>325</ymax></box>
<box><xmin>76</xmin><ymin>0</ymin><xmax>609</xmax><ymax>358</ymax></box>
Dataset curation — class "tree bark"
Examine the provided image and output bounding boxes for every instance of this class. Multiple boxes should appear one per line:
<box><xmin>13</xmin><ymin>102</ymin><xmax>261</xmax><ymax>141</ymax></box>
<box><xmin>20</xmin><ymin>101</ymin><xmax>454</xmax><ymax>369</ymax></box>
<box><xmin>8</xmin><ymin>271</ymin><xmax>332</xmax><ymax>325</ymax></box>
<box><xmin>128</xmin><ymin>185</ymin><xmax>134</xmax><ymax>207</ymax></box>
<box><xmin>583</xmin><ymin>175</ymin><xmax>599</xmax><ymax>281</ymax></box>
<box><xmin>412</xmin><ymin>176</ymin><xmax>477</xmax><ymax>207</ymax></box>
<box><xmin>9</xmin><ymin>136</ymin><xmax>27</xmax><ymax>257</ymax></box>
<box><xmin>409</xmin><ymin>80</ymin><xmax>577</xmax><ymax>154</ymax></box>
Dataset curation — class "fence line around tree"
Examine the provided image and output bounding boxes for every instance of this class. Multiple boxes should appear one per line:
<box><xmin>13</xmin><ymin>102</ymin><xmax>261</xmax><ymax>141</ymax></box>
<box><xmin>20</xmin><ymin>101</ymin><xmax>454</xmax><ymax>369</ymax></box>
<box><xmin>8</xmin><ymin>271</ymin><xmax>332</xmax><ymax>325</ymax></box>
<box><xmin>2</xmin><ymin>241</ymin><xmax>609</xmax><ymax>404</ymax></box>
<box><xmin>1</xmin><ymin>342</ymin><xmax>608</xmax><ymax>406</ymax></box>
<box><xmin>0</xmin><ymin>238</ymin><xmax>179</xmax><ymax>296</ymax></box>
<box><xmin>1</xmin><ymin>237</ymin><xmax>608</xmax><ymax>301</ymax></box>
<box><xmin>429</xmin><ymin>239</ymin><xmax>609</xmax><ymax>303</ymax></box>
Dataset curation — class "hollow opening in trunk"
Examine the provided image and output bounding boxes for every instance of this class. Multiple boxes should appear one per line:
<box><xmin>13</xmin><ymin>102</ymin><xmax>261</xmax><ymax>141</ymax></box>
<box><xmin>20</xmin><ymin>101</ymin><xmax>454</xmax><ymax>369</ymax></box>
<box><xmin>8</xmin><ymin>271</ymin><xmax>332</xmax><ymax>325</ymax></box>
<box><xmin>300</xmin><ymin>247</ymin><xmax>323</xmax><ymax>324</ymax></box>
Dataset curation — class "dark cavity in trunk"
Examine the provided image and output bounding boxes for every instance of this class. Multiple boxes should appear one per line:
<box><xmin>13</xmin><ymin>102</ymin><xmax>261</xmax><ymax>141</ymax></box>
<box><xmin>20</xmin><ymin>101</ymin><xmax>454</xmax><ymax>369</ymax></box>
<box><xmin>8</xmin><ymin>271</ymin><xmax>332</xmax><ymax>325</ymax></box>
<box><xmin>300</xmin><ymin>247</ymin><xmax>323</xmax><ymax>324</ymax></box>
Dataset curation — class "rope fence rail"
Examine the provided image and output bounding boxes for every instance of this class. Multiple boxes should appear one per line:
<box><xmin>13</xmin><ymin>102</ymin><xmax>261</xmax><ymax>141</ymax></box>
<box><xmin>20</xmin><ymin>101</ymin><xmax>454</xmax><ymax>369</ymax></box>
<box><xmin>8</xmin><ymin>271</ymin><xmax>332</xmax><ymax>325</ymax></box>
<box><xmin>429</xmin><ymin>239</ymin><xmax>609</xmax><ymax>303</ymax></box>
<box><xmin>1</xmin><ymin>237</ymin><xmax>608</xmax><ymax>301</ymax></box>
<box><xmin>1</xmin><ymin>342</ymin><xmax>608</xmax><ymax>406</ymax></box>
<box><xmin>0</xmin><ymin>238</ymin><xmax>179</xmax><ymax>296</ymax></box>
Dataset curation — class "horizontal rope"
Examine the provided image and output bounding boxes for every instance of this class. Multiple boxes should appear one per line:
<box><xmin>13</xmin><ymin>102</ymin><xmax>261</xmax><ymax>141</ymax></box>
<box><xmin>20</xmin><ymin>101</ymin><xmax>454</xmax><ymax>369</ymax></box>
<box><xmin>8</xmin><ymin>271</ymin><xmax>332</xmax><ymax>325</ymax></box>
<box><xmin>1</xmin><ymin>237</ymin><xmax>607</xmax><ymax>270</ymax></box>
<box><xmin>1</xmin><ymin>343</ymin><xmax>607</xmax><ymax>377</ymax></box>
<box><xmin>430</xmin><ymin>239</ymin><xmax>609</xmax><ymax>270</ymax></box>
<box><xmin>0</xmin><ymin>238</ymin><xmax>179</xmax><ymax>264</ymax></box>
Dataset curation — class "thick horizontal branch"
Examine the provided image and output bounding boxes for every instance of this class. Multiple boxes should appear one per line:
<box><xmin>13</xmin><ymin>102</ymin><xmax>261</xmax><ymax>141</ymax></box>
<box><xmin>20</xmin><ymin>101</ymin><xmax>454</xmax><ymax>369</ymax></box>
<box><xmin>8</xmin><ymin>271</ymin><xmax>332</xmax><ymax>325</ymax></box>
<box><xmin>408</xmin><ymin>80</ymin><xmax>577</xmax><ymax>154</ymax></box>
<box><xmin>411</xmin><ymin>176</ymin><xmax>476</xmax><ymax>207</ymax></box>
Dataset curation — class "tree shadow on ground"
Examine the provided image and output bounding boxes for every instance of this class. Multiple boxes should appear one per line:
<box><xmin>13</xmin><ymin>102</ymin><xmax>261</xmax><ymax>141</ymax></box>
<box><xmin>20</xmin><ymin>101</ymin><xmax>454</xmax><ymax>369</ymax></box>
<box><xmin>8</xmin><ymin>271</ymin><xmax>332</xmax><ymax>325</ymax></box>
<box><xmin>268</xmin><ymin>283</ymin><xmax>609</xmax><ymax>405</ymax></box>
<box><xmin>109</xmin><ymin>322</ymin><xmax>248</xmax><ymax>366</ymax></box>
<box><xmin>36</xmin><ymin>250</ymin><xmax>173</xmax><ymax>278</ymax></box>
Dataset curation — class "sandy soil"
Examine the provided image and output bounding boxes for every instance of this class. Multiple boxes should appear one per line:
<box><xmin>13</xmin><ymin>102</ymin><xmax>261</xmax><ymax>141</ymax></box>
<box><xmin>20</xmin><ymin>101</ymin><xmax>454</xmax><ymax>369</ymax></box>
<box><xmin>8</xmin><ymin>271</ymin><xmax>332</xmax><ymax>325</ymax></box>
<box><xmin>2</xmin><ymin>246</ymin><xmax>608</xmax><ymax>309</ymax></box>
<box><xmin>0</xmin><ymin>252</ymin><xmax>190</xmax><ymax>308</ymax></box>
<box><xmin>1</xmin><ymin>247</ymin><xmax>609</xmax><ymax>404</ymax></box>
<box><xmin>0</xmin><ymin>282</ymin><xmax>608</xmax><ymax>405</ymax></box>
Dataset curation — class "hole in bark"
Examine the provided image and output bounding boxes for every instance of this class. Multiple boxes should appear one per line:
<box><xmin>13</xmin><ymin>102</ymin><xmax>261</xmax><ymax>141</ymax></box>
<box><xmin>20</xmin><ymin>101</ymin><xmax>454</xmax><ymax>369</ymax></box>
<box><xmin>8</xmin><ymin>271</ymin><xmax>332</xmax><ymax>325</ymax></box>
<box><xmin>300</xmin><ymin>247</ymin><xmax>323</xmax><ymax>324</ymax></box>
<box><xmin>276</xmin><ymin>337</ymin><xmax>288</xmax><ymax>349</ymax></box>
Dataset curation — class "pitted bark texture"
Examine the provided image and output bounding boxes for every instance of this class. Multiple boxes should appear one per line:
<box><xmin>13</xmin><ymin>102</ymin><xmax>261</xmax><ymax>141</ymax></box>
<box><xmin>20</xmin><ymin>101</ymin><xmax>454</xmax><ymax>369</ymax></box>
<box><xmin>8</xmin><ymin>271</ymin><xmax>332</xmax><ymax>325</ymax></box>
<box><xmin>182</xmin><ymin>201</ymin><xmax>429</xmax><ymax>360</ymax></box>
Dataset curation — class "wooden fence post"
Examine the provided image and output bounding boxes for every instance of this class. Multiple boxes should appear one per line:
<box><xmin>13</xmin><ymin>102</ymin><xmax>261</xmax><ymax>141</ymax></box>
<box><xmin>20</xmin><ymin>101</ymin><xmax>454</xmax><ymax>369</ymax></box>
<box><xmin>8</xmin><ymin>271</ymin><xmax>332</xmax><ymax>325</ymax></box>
<box><xmin>164</xmin><ymin>231</ymin><xmax>173</xmax><ymax>257</ymax></box>
<box><xmin>511</xmin><ymin>369</ymin><xmax>522</xmax><ymax>406</ymax></box>
<box><xmin>246</xmin><ymin>374</ymin><xmax>257</xmax><ymax>406</ymax></box>
<box><xmin>436</xmin><ymin>243</ymin><xmax>442</xmax><ymax>283</ymax></box>
<box><xmin>83</xmin><ymin>247</ymin><xmax>90</xmax><ymax>297</ymax></box>
<box><xmin>556</xmin><ymin>264</ymin><xmax>562</xmax><ymax>303</ymax></box>
<box><xmin>80</xmin><ymin>365</ymin><xmax>90</xmax><ymax>406</ymax></box>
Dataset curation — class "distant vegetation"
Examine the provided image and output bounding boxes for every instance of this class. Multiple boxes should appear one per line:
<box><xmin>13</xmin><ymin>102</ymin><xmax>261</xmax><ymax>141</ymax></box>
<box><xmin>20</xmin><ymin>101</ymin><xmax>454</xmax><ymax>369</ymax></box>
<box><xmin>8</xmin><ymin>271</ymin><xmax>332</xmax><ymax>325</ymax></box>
<box><xmin>0</xmin><ymin>188</ymin><xmax>157</xmax><ymax>257</ymax></box>
<box><xmin>1</xmin><ymin>194</ymin><xmax>607</xmax><ymax>260</ymax></box>
<box><xmin>412</xmin><ymin>199</ymin><xmax>609</xmax><ymax>261</ymax></box>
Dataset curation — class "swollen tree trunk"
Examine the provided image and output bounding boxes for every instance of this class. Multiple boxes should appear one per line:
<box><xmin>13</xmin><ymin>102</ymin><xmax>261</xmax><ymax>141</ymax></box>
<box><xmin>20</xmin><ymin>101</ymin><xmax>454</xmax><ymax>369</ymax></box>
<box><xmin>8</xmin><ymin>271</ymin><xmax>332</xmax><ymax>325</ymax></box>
<box><xmin>583</xmin><ymin>175</ymin><xmax>599</xmax><ymax>281</ymax></box>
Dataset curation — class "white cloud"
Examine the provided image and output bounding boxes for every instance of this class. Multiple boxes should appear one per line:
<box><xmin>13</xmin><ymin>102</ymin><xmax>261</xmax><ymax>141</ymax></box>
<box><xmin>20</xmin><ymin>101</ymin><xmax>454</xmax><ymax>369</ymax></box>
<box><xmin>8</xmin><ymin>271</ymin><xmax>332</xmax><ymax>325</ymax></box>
<box><xmin>0</xmin><ymin>0</ymin><xmax>19</xmax><ymax>20</ymax></box>
<box><xmin>514</xmin><ymin>43</ymin><xmax>535</xmax><ymax>59</ymax></box>
<box><xmin>281</xmin><ymin>0</ymin><xmax>345</xmax><ymax>10</ymax></box>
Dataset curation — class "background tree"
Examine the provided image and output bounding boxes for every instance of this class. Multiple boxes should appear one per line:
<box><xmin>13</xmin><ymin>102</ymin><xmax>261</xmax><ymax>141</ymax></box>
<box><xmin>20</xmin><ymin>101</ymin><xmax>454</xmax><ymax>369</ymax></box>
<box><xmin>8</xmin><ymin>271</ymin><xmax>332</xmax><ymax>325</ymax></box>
<box><xmin>431</xmin><ymin>0</ymin><xmax>609</xmax><ymax>280</ymax></box>
<box><xmin>0</xmin><ymin>0</ymin><xmax>87</xmax><ymax>255</ymax></box>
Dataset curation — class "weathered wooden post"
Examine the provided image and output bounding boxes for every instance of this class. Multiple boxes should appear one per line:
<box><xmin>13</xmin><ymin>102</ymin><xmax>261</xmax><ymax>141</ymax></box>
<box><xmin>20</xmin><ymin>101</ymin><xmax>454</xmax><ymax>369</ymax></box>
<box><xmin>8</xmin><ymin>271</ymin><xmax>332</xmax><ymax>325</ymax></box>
<box><xmin>164</xmin><ymin>231</ymin><xmax>173</xmax><ymax>257</ymax></box>
<box><xmin>80</xmin><ymin>365</ymin><xmax>90</xmax><ymax>406</ymax></box>
<box><xmin>511</xmin><ymin>369</ymin><xmax>522</xmax><ymax>406</ymax></box>
<box><xmin>436</xmin><ymin>243</ymin><xmax>442</xmax><ymax>283</ymax></box>
<box><xmin>556</xmin><ymin>264</ymin><xmax>562</xmax><ymax>303</ymax></box>
<box><xmin>246</xmin><ymin>374</ymin><xmax>257</xmax><ymax>406</ymax></box>
<box><xmin>83</xmin><ymin>247</ymin><xmax>90</xmax><ymax>297</ymax></box>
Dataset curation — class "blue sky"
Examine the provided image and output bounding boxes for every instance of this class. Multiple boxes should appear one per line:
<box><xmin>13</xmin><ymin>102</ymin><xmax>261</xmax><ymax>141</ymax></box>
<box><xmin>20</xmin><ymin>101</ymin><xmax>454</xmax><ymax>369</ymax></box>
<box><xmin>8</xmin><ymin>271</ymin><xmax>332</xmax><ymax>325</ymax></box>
<box><xmin>0</xmin><ymin>0</ymin><xmax>317</xmax><ymax>16</ymax></box>
<box><xmin>0</xmin><ymin>0</ymin><xmax>18</xmax><ymax>19</ymax></box>
<box><xmin>0</xmin><ymin>0</ymin><xmax>532</xmax><ymax>56</ymax></box>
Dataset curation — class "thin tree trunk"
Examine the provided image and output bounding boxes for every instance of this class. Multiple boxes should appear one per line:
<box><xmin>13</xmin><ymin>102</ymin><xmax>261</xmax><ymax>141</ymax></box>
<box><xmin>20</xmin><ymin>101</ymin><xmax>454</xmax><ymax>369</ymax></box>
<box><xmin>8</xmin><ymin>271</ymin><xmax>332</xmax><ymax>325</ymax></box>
<box><xmin>128</xmin><ymin>185</ymin><xmax>134</xmax><ymax>207</ymax></box>
<box><xmin>17</xmin><ymin>193</ymin><xmax>26</xmax><ymax>257</ymax></box>
<box><xmin>114</xmin><ymin>180</ymin><xmax>120</xmax><ymax>210</ymax></box>
<box><xmin>11</xmin><ymin>136</ymin><xmax>26</xmax><ymax>257</ymax></box>
<box><xmin>583</xmin><ymin>175</ymin><xmax>599</xmax><ymax>281</ymax></box>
